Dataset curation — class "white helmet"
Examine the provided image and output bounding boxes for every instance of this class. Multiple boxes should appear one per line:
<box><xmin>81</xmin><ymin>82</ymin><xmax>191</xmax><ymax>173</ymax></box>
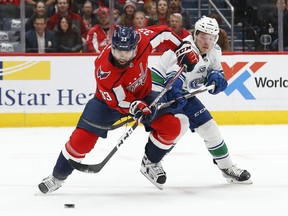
<box><xmin>194</xmin><ymin>16</ymin><xmax>219</xmax><ymax>35</ymax></box>
<box><xmin>194</xmin><ymin>16</ymin><xmax>219</xmax><ymax>44</ymax></box>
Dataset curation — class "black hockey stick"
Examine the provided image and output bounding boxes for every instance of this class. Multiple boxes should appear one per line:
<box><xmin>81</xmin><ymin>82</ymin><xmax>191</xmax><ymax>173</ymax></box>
<box><xmin>157</xmin><ymin>84</ymin><xmax>215</xmax><ymax>109</ymax></box>
<box><xmin>69</xmin><ymin>66</ymin><xmax>185</xmax><ymax>173</ymax></box>
<box><xmin>81</xmin><ymin>84</ymin><xmax>215</xmax><ymax>130</ymax></box>
<box><xmin>81</xmin><ymin>117</ymin><xmax>135</xmax><ymax>130</ymax></box>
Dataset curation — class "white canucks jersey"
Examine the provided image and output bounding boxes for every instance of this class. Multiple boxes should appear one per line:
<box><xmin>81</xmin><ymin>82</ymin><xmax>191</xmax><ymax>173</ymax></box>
<box><xmin>151</xmin><ymin>35</ymin><xmax>223</xmax><ymax>92</ymax></box>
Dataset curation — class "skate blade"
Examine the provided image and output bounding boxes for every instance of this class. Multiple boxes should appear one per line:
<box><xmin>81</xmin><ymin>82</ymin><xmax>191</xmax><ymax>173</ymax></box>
<box><xmin>140</xmin><ymin>170</ymin><xmax>164</xmax><ymax>190</ymax></box>
<box><xmin>34</xmin><ymin>191</ymin><xmax>44</xmax><ymax>196</ymax></box>
<box><xmin>226</xmin><ymin>178</ymin><xmax>253</xmax><ymax>184</ymax></box>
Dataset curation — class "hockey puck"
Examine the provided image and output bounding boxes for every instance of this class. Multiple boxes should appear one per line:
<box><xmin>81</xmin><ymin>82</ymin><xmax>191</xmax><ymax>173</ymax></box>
<box><xmin>64</xmin><ymin>204</ymin><xmax>75</xmax><ymax>208</ymax></box>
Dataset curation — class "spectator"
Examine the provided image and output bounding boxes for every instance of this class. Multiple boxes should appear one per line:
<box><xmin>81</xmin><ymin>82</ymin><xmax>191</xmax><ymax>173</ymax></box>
<box><xmin>169</xmin><ymin>0</ymin><xmax>192</xmax><ymax>31</ymax></box>
<box><xmin>25</xmin><ymin>0</ymin><xmax>55</xmax><ymax>6</ymax></box>
<box><xmin>116</xmin><ymin>1</ymin><xmax>137</xmax><ymax>27</ymax></box>
<box><xmin>0</xmin><ymin>0</ymin><xmax>21</xmax><ymax>18</ymax></box>
<box><xmin>209</xmin><ymin>13</ymin><xmax>230</xmax><ymax>51</ymax></box>
<box><xmin>169</xmin><ymin>13</ymin><xmax>190</xmax><ymax>38</ymax></box>
<box><xmin>47</xmin><ymin>0</ymin><xmax>88</xmax><ymax>39</ymax></box>
<box><xmin>72</xmin><ymin>0</ymin><xmax>99</xmax><ymax>12</ymax></box>
<box><xmin>113</xmin><ymin>8</ymin><xmax>121</xmax><ymax>22</ymax></box>
<box><xmin>55</xmin><ymin>15</ymin><xmax>83</xmax><ymax>52</ymax></box>
<box><xmin>80</xmin><ymin>0</ymin><xmax>98</xmax><ymax>31</ymax></box>
<box><xmin>144</xmin><ymin>0</ymin><xmax>158</xmax><ymax>26</ymax></box>
<box><xmin>86</xmin><ymin>6</ymin><xmax>116</xmax><ymax>53</ymax></box>
<box><xmin>25</xmin><ymin>14</ymin><xmax>57</xmax><ymax>53</ymax></box>
<box><xmin>155</xmin><ymin>0</ymin><xmax>170</xmax><ymax>26</ymax></box>
<box><xmin>25</xmin><ymin>0</ymin><xmax>47</xmax><ymax>31</ymax></box>
<box><xmin>154</xmin><ymin>13</ymin><xmax>190</xmax><ymax>53</ymax></box>
<box><xmin>25</xmin><ymin>0</ymin><xmax>55</xmax><ymax>17</ymax></box>
<box><xmin>133</xmin><ymin>11</ymin><xmax>147</xmax><ymax>29</ymax></box>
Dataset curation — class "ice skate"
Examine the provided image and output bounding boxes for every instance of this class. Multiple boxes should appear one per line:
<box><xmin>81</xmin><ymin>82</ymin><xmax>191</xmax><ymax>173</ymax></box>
<box><xmin>38</xmin><ymin>175</ymin><xmax>64</xmax><ymax>194</ymax></box>
<box><xmin>140</xmin><ymin>154</ymin><xmax>166</xmax><ymax>190</ymax></box>
<box><xmin>220</xmin><ymin>164</ymin><xmax>252</xmax><ymax>184</ymax></box>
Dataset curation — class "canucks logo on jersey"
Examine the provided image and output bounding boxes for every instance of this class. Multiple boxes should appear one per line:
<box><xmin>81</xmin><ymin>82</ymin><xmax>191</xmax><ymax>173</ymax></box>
<box><xmin>186</xmin><ymin>65</ymin><xmax>207</xmax><ymax>90</ymax></box>
<box><xmin>188</xmin><ymin>77</ymin><xmax>205</xmax><ymax>89</ymax></box>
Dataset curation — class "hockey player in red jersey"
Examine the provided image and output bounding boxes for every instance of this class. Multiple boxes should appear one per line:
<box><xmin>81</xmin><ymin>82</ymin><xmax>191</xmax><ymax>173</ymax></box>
<box><xmin>38</xmin><ymin>25</ymin><xmax>199</xmax><ymax>193</ymax></box>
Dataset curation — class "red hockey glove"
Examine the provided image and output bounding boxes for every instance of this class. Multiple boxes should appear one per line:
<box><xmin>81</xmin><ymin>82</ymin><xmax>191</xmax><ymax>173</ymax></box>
<box><xmin>175</xmin><ymin>41</ymin><xmax>199</xmax><ymax>71</ymax></box>
<box><xmin>129</xmin><ymin>100</ymin><xmax>152</xmax><ymax>121</ymax></box>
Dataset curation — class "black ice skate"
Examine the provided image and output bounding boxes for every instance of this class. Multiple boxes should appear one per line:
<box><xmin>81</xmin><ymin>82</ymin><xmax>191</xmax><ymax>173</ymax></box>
<box><xmin>140</xmin><ymin>154</ymin><xmax>166</xmax><ymax>190</ymax></box>
<box><xmin>214</xmin><ymin>159</ymin><xmax>252</xmax><ymax>184</ymax></box>
<box><xmin>38</xmin><ymin>175</ymin><xmax>64</xmax><ymax>194</ymax></box>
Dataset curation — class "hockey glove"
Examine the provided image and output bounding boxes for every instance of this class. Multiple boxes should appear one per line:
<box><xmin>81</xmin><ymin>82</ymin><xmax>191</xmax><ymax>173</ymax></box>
<box><xmin>206</xmin><ymin>70</ymin><xmax>228</xmax><ymax>95</ymax></box>
<box><xmin>166</xmin><ymin>78</ymin><xmax>187</xmax><ymax>111</ymax></box>
<box><xmin>175</xmin><ymin>41</ymin><xmax>199</xmax><ymax>71</ymax></box>
<box><xmin>129</xmin><ymin>100</ymin><xmax>154</xmax><ymax>123</ymax></box>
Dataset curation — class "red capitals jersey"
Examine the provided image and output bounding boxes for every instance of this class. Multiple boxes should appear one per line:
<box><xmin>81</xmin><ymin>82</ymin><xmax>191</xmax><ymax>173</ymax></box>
<box><xmin>155</xmin><ymin>28</ymin><xmax>191</xmax><ymax>54</ymax></box>
<box><xmin>0</xmin><ymin>0</ymin><xmax>20</xmax><ymax>5</ymax></box>
<box><xmin>86</xmin><ymin>24</ymin><xmax>117</xmax><ymax>53</ymax></box>
<box><xmin>94</xmin><ymin>25</ymin><xmax>182</xmax><ymax>114</ymax></box>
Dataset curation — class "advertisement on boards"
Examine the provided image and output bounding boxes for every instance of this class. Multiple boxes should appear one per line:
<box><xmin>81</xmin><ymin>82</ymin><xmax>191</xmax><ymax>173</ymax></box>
<box><xmin>0</xmin><ymin>54</ymin><xmax>287</xmax><ymax>126</ymax></box>
<box><xmin>0</xmin><ymin>56</ymin><xmax>95</xmax><ymax>113</ymax></box>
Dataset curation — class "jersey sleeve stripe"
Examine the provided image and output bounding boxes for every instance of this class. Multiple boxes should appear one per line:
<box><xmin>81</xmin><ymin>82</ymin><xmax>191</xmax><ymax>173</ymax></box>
<box><xmin>113</xmin><ymin>85</ymin><xmax>130</xmax><ymax>110</ymax></box>
<box><xmin>150</xmin><ymin>30</ymin><xmax>182</xmax><ymax>49</ymax></box>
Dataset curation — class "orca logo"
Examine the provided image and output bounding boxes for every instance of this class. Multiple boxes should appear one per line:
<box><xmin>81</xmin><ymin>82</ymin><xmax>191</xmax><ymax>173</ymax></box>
<box><xmin>188</xmin><ymin>78</ymin><xmax>204</xmax><ymax>89</ymax></box>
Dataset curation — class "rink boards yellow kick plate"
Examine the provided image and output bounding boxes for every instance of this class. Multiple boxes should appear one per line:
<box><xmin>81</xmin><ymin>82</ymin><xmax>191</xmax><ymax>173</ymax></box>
<box><xmin>0</xmin><ymin>111</ymin><xmax>288</xmax><ymax>127</ymax></box>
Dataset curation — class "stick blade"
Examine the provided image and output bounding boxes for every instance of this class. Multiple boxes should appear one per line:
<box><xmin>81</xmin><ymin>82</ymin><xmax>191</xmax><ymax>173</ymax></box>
<box><xmin>68</xmin><ymin>159</ymin><xmax>102</xmax><ymax>173</ymax></box>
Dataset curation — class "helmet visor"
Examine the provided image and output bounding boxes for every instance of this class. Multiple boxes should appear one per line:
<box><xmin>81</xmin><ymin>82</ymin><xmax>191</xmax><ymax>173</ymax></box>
<box><xmin>196</xmin><ymin>33</ymin><xmax>217</xmax><ymax>43</ymax></box>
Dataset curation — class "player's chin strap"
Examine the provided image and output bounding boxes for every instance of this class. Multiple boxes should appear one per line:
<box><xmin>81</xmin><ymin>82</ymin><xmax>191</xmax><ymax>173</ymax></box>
<box><xmin>68</xmin><ymin>66</ymin><xmax>186</xmax><ymax>174</ymax></box>
<box><xmin>81</xmin><ymin>84</ymin><xmax>215</xmax><ymax>131</ymax></box>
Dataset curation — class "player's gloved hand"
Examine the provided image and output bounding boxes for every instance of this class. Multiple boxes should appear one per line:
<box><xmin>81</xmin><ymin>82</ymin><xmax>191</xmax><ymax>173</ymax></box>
<box><xmin>129</xmin><ymin>100</ymin><xmax>154</xmax><ymax>123</ymax></box>
<box><xmin>166</xmin><ymin>78</ymin><xmax>187</xmax><ymax>111</ymax></box>
<box><xmin>206</xmin><ymin>70</ymin><xmax>228</xmax><ymax>95</ymax></box>
<box><xmin>175</xmin><ymin>41</ymin><xmax>199</xmax><ymax>71</ymax></box>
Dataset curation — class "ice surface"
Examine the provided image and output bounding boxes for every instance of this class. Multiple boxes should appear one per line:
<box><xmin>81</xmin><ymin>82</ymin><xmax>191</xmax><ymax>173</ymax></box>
<box><xmin>1</xmin><ymin>125</ymin><xmax>288</xmax><ymax>216</ymax></box>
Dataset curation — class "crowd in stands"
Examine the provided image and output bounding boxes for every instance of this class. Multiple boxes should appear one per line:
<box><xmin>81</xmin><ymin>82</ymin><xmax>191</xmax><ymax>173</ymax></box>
<box><xmin>0</xmin><ymin>0</ymin><xmax>287</xmax><ymax>53</ymax></box>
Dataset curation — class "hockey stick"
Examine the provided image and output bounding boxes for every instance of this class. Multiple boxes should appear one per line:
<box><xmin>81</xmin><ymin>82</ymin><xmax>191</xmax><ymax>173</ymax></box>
<box><xmin>157</xmin><ymin>84</ymin><xmax>215</xmax><ymax>109</ymax></box>
<box><xmin>68</xmin><ymin>66</ymin><xmax>185</xmax><ymax>173</ymax></box>
<box><xmin>81</xmin><ymin>84</ymin><xmax>215</xmax><ymax>130</ymax></box>
<box><xmin>81</xmin><ymin>117</ymin><xmax>135</xmax><ymax>130</ymax></box>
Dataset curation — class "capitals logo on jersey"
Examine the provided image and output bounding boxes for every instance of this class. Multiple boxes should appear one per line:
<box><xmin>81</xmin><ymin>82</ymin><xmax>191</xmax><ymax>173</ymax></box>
<box><xmin>126</xmin><ymin>62</ymin><xmax>148</xmax><ymax>92</ymax></box>
<box><xmin>97</xmin><ymin>66</ymin><xmax>111</xmax><ymax>80</ymax></box>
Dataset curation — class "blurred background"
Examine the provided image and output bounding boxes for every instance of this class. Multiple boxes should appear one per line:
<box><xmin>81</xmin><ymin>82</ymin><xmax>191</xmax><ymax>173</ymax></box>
<box><xmin>1</xmin><ymin>0</ymin><xmax>287</xmax><ymax>53</ymax></box>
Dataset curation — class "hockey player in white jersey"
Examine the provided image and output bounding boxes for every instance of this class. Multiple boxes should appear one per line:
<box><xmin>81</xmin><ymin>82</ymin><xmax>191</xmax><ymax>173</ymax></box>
<box><xmin>141</xmin><ymin>16</ymin><xmax>252</xmax><ymax>187</ymax></box>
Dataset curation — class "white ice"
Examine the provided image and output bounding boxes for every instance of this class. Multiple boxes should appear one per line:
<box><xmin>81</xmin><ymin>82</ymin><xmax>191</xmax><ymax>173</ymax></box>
<box><xmin>1</xmin><ymin>125</ymin><xmax>288</xmax><ymax>216</ymax></box>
